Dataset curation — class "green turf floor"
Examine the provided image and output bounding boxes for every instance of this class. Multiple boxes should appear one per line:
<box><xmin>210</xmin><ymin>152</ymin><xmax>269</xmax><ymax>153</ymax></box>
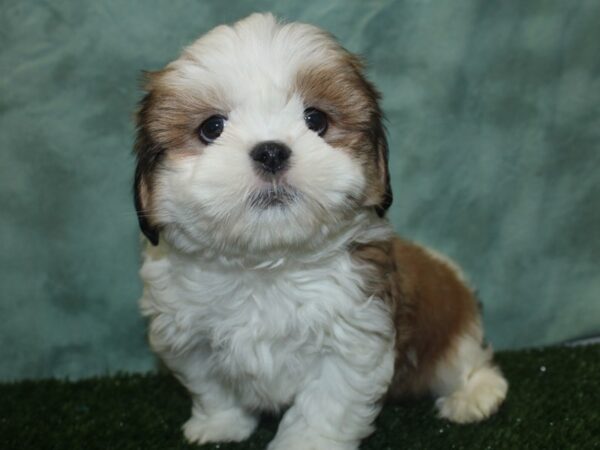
<box><xmin>1</xmin><ymin>345</ymin><xmax>599</xmax><ymax>450</ymax></box>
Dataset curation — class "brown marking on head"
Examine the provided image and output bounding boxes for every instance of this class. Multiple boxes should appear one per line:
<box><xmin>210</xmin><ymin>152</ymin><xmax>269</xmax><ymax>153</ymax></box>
<box><xmin>294</xmin><ymin>52</ymin><xmax>392</xmax><ymax>216</ymax></box>
<box><xmin>132</xmin><ymin>70</ymin><xmax>229</xmax><ymax>245</ymax></box>
<box><xmin>141</xmin><ymin>70</ymin><xmax>227</xmax><ymax>152</ymax></box>
<box><xmin>351</xmin><ymin>237</ymin><xmax>480</xmax><ymax>398</ymax></box>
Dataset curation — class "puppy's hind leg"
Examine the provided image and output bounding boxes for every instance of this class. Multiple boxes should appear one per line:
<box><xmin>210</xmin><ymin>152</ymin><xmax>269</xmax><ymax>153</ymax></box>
<box><xmin>431</xmin><ymin>323</ymin><xmax>508</xmax><ymax>424</ymax></box>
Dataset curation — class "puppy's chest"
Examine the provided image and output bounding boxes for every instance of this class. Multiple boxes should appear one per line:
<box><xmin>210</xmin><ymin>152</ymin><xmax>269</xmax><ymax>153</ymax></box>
<box><xmin>162</xmin><ymin>258</ymin><xmax>366</xmax><ymax>396</ymax></box>
<box><xmin>201</xmin><ymin>275</ymin><xmax>323</xmax><ymax>373</ymax></box>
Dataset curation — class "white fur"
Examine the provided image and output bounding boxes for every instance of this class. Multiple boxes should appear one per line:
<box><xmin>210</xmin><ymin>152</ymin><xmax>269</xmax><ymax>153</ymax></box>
<box><xmin>138</xmin><ymin>13</ymin><xmax>506</xmax><ymax>449</ymax></box>
<box><xmin>432</xmin><ymin>325</ymin><xmax>508</xmax><ymax>423</ymax></box>
<box><xmin>140</xmin><ymin>213</ymin><xmax>396</xmax><ymax>449</ymax></box>
<box><xmin>141</xmin><ymin>15</ymin><xmax>397</xmax><ymax>447</ymax></box>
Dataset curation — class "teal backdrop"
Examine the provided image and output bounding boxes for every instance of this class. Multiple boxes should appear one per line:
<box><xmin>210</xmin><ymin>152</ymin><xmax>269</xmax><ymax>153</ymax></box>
<box><xmin>1</xmin><ymin>0</ymin><xmax>599</xmax><ymax>381</ymax></box>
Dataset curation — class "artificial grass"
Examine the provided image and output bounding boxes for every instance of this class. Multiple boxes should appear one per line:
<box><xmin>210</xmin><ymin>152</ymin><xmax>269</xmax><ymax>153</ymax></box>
<box><xmin>1</xmin><ymin>345</ymin><xmax>599</xmax><ymax>450</ymax></box>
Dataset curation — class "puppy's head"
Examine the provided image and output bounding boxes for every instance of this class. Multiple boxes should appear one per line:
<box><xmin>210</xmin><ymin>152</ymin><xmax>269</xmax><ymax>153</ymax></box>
<box><xmin>134</xmin><ymin>13</ymin><xmax>392</xmax><ymax>254</ymax></box>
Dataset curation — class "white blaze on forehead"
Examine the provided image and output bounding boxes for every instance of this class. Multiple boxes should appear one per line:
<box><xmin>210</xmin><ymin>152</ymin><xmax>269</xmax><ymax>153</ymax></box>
<box><xmin>162</xmin><ymin>13</ymin><xmax>339</xmax><ymax>111</ymax></box>
<box><xmin>227</xmin><ymin>94</ymin><xmax>307</xmax><ymax>145</ymax></box>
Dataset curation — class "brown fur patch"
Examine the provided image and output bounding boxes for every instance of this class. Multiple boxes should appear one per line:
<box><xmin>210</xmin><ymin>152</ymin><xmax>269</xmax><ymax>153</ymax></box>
<box><xmin>352</xmin><ymin>238</ymin><xmax>479</xmax><ymax>397</ymax></box>
<box><xmin>142</xmin><ymin>69</ymin><xmax>226</xmax><ymax>152</ymax></box>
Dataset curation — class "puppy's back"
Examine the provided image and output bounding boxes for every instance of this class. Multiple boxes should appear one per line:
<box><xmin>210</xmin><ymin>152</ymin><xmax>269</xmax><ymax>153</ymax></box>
<box><xmin>353</xmin><ymin>237</ymin><xmax>480</xmax><ymax>397</ymax></box>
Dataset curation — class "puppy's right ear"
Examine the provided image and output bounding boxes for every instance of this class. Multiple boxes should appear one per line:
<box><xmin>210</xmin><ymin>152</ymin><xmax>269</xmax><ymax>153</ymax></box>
<box><xmin>133</xmin><ymin>92</ymin><xmax>163</xmax><ymax>246</ymax></box>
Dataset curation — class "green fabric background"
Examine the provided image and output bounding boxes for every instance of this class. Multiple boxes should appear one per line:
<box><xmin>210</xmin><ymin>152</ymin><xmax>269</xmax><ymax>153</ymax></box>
<box><xmin>1</xmin><ymin>0</ymin><xmax>598</xmax><ymax>381</ymax></box>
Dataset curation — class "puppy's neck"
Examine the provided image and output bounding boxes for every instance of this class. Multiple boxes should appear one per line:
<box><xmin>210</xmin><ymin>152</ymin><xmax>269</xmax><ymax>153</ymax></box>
<box><xmin>146</xmin><ymin>210</ymin><xmax>393</xmax><ymax>272</ymax></box>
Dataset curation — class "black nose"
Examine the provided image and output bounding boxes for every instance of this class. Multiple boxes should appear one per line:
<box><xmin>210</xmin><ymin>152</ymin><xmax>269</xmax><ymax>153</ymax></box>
<box><xmin>250</xmin><ymin>141</ymin><xmax>292</xmax><ymax>174</ymax></box>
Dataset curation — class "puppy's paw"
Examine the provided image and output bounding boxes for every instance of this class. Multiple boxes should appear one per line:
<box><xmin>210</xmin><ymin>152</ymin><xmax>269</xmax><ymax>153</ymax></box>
<box><xmin>267</xmin><ymin>434</ymin><xmax>358</xmax><ymax>450</ymax></box>
<box><xmin>436</xmin><ymin>365</ymin><xmax>508</xmax><ymax>424</ymax></box>
<box><xmin>182</xmin><ymin>408</ymin><xmax>257</xmax><ymax>445</ymax></box>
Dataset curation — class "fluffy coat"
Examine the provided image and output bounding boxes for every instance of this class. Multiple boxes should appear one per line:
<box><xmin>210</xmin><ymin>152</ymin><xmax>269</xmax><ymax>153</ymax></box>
<box><xmin>135</xmin><ymin>13</ymin><xmax>507</xmax><ymax>450</ymax></box>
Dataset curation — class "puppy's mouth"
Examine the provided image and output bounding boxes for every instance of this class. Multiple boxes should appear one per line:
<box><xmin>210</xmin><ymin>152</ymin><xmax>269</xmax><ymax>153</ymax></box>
<box><xmin>248</xmin><ymin>185</ymin><xmax>299</xmax><ymax>209</ymax></box>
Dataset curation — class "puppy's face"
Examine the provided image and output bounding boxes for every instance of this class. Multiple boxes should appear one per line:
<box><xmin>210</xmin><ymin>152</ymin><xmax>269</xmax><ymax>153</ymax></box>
<box><xmin>134</xmin><ymin>14</ymin><xmax>392</xmax><ymax>254</ymax></box>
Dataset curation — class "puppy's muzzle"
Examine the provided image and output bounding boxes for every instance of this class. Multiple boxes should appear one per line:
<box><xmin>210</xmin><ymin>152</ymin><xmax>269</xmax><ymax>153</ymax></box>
<box><xmin>250</xmin><ymin>141</ymin><xmax>291</xmax><ymax>175</ymax></box>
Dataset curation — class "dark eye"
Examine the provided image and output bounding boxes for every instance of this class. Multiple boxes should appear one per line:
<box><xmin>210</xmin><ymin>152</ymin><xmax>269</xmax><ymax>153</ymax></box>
<box><xmin>304</xmin><ymin>107</ymin><xmax>328</xmax><ymax>136</ymax></box>
<box><xmin>198</xmin><ymin>115</ymin><xmax>226</xmax><ymax>144</ymax></box>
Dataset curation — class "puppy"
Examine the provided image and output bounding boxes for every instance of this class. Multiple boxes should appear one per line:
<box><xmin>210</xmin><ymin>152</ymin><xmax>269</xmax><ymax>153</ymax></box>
<box><xmin>134</xmin><ymin>13</ymin><xmax>507</xmax><ymax>450</ymax></box>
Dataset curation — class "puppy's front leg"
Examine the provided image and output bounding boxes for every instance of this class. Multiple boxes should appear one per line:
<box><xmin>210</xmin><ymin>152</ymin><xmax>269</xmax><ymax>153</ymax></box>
<box><xmin>268</xmin><ymin>307</ymin><xmax>395</xmax><ymax>450</ymax></box>
<box><xmin>157</xmin><ymin>346</ymin><xmax>258</xmax><ymax>445</ymax></box>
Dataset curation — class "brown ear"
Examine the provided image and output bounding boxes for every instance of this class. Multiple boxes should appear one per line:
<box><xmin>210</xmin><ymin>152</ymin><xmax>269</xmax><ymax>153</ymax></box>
<box><xmin>133</xmin><ymin>92</ymin><xmax>163</xmax><ymax>246</ymax></box>
<box><xmin>133</xmin><ymin>162</ymin><xmax>159</xmax><ymax>246</ymax></box>
<box><xmin>371</xmin><ymin>115</ymin><xmax>393</xmax><ymax>217</ymax></box>
<box><xmin>350</xmin><ymin>58</ymin><xmax>393</xmax><ymax>217</ymax></box>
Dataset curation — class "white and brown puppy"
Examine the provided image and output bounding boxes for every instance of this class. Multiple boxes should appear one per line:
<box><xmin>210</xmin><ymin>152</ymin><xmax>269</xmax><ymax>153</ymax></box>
<box><xmin>134</xmin><ymin>13</ymin><xmax>507</xmax><ymax>450</ymax></box>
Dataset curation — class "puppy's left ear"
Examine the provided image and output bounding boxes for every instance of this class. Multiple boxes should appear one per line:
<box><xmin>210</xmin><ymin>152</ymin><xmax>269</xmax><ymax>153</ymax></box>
<box><xmin>370</xmin><ymin>114</ymin><xmax>393</xmax><ymax>217</ymax></box>
<box><xmin>346</xmin><ymin>55</ymin><xmax>393</xmax><ymax>216</ymax></box>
